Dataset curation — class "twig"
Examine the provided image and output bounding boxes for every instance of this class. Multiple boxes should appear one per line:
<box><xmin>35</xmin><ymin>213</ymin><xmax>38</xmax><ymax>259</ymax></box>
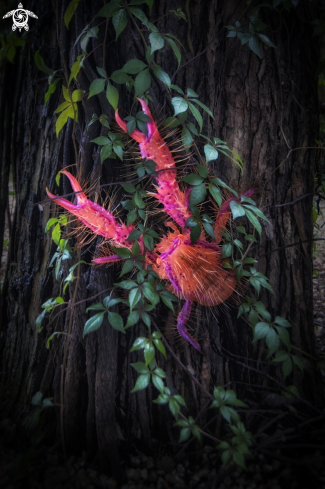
<box><xmin>151</xmin><ymin>318</ymin><xmax>214</xmax><ymax>400</ymax></box>
<box><xmin>275</xmin><ymin>192</ymin><xmax>324</xmax><ymax>208</ymax></box>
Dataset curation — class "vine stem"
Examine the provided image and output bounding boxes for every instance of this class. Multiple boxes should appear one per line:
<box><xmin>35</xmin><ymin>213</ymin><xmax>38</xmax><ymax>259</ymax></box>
<box><xmin>125</xmin><ymin>1</ymin><xmax>148</xmax><ymax>49</ymax></box>
<box><xmin>60</xmin><ymin>252</ymin><xmax>81</xmax><ymax>460</ymax></box>
<box><xmin>151</xmin><ymin>318</ymin><xmax>214</xmax><ymax>400</ymax></box>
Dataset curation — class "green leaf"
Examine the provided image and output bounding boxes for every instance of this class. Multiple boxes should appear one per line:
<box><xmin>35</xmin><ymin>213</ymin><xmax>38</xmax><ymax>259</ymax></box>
<box><xmin>45</xmin><ymin>78</ymin><xmax>61</xmax><ymax>104</ymax></box>
<box><xmin>100</xmin><ymin>144</ymin><xmax>112</xmax><ymax>164</ymax></box>
<box><xmin>64</xmin><ymin>0</ymin><xmax>80</xmax><ymax>29</ymax></box>
<box><xmin>188</xmin><ymin>102</ymin><xmax>203</xmax><ymax>132</ymax></box>
<box><xmin>230</xmin><ymin>201</ymin><xmax>246</xmax><ymax>219</ymax></box>
<box><xmin>220</xmin><ymin>405</ymin><xmax>232</xmax><ymax>423</ymax></box>
<box><xmin>115</xmin><ymin>280</ymin><xmax>137</xmax><ymax>290</ymax></box>
<box><xmin>97</xmin><ymin>1</ymin><xmax>121</xmax><ymax>18</ymax></box>
<box><xmin>31</xmin><ymin>391</ymin><xmax>43</xmax><ymax>407</ymax></box>
<box><xmin>141</xmin><ymin>311</ymin><xmax>151</xmax><ymax>328</ymax></box>
<box><xmin>168</xmin><ymin>398</ymin><xmax>180</xmax><ymax>418</ymax></box>
<box><xmin>107</xmin><ymin>311</ymin><xmax>125</xmax><ymax>333</ymax></box>
<box><xmin>131</xmin><ymin>362</ymin><xmax>149</xmax><ymax>373</ymax></box>
<box><xmin>91</xmin><ymin>136</ymin><xmax>110</xmax><ymax>145</ymax></box>
<box><xmin>69</xmin><ymin>55</ymin><xmax>83</xmax><ymax>85</ymax></box>
<box><xmin>88</xmin><ymin>78</ymin><xmax>105</xmax><ymax>99</ymax></box>
<box><xmin>243</xmin><ymin>204</ymin><xmax>269</xmax><ymax>223</ymax></box>
<box><xmin>208</xmin><ymin>184</ymin><xmax>222</xmax><ymax>207</ymax></box>
<box><xmin>245</xmin><ymin>209</ymin><xmax>262</xmax><ymax>236</ymax></box>
<box><xmin>110</xmin><ymin>70</ymin><xmax>131</xmax><ymax>84</ymax></box>
<box><xmin>292</xmin><ymin>355</ymin><xmax>304</xmax><ymax>372</ymax></box>
<box><xmin>52</xmin><ymin>223</ymin><xmax>61</xmax><ymax>245</ymax></box>
<box><xmin>257</xmin><ymin>33</ymin><xmax>276</xmax><ymax>48</ymax></box>
<box><xmin>112</xmin><ymin>9</ymin><xmax>128</xmax><ymax>39</ymax></box>
<box><xmin>72</xmin><ymin>89</ymin><xmax>84</xmax><ymax>102</ymax></box>
<box><xmin>120</xmin><ymin>259</ymin><xmax>134</xmax><ymax>277</ymax></box>
<box><xmin>204</xmin><ymin>145</ymin><xmax>219</xmax><ymax>163</ymax></box>
<box><xmin>129</xmin><ymin>287</ymin><xmax>141</xmax><ymax>311</ymax></box>
<box><xmin>165</xmin><ymin>37</ymin><xmax>181</xmax><ymax>67</ymax></box>
<box><xmin>275</xmin><ymin>326</ymin><xmax>291</xmax><ymax>350</ymax></box>
<box><xmin>202</xmin><ymin>222</ymin><xmax>215</xmax><ymax>240</ymax></box>
<box><xmin>182</xmin><ymin>126</ymin><xmax>193</xmax><ymax>152</ymax></box>
<box><xmin>106</xmin><ymin>82</ymin><xmax>119</xmax><ymax>110</ymax></box>
<box><xmin>127</xmin><ymin>230</ymin><xmax>142</xmax><ymax>241</ymax></box>
<box><xmin>134</xmin><ymin>69</ymin><xmax>152</xmax><ymax>97</ymax></box>
<box><xmin>126</xmin><ymin>310</ymin><xmax>140</xmax><ymax>328</ymax></box>
<box><xmin>282</xmin><ymin>356</ymin><xmax>293</xmax><ymax>378</ymax></box>
<box><xmin>197</xmin><ymin>164</ymin><xmax>208</xmax><ymax>178</ymax></box>
<box><xmin>127</xmin><ymin>209</ymin><xmax>137</xmax><ymax>225</ymax></box>
<box><xmin>265</xmin><ymin>328</ymin><xmax>280</xmax><ymax>356</ymax></box>
<box><xmin>131</xmin><ymin>373</ymin><xmax>150</xmax><ymax>392</ymax></box>
<box><xmin>182</xmin><ymin>173</ymin><xmax>204</xmax><ymax>185</ymax></box>
<box><xmin>55</xmin><ymin>101</ymin><xmax>71</xmax><ymax>114</ymax></box>
<box><xmin>160</xmin><ymin>294</ymin><xmax>175</xmax><ymax>312</ymax></box>
<box><xmin>149</xmin><ymin>32</ymin><xmax>165</xmax><ymax>54</ymax></box>
<box><xmin>179</xmin><ymin>427</ymin><xmax>191</xmax><ymax>443</ymax></box>
<box><xmin>153</xmin><ymin>338</ymin><xmax>166</xmax><ymax>359</ymax></box>
<box><xmin>130</xmin><ymin>337</ymin><xmax>148</xmax><ymax>352</ymax></box>
<box><xmin>143</xmin><ymin>234</ymin><xmax>154</xmax><ymax>251</ymax></box>
<box><xmin>55</xmin><ymin>107</ymin><xmax>71</xmax><ymax>137</ymax></box>
<box><xmin>152</xmin><ymin>64</ymin><xmax>171</xmax><ymax>87</ymax></box>
<box><xmin>253</xmin><ymin>322</ymin><xmax>270</xmax><ymax>341</ymax></box>
<box><xmin>113</xmin><ymin>247</ymin><xmax>132</xmax><ymax>259</ymax></box>
<box><xmin>34</xmin><ymin>51</ymin><xmax>53</xmax><ymax>75</ymax></box>
<box><xmin>190</xmin><ymin>224</ymin><xmax>201</xmax><ymax>243</ymax></box>
<box><xmin>190</xmin><ymin>183</ymin><xmax>206</xmax><ymax>206</ymax></box>
<box><xmin>83</xmin><ymin>312</ymin><xmax>105</xmax><ymax>337</ymax></box>
<box><xmin>35</xmin><ymin>310</ymin><xmax>46</xmax><ymax>332</ymax></box>
<box><xmin>123</xmin><ymin>59</ymin><xmax>147</xmax><ymax>74</ymax></box>
<box><xmin>221</xmin><ymin>243</ymin><xmax>232</xmax><ymax>259</ymax></box>
<box><xmin>152</xmin><ymin>374</ymin><xmax>164</xmax><ymax>392</ymax></box>
<box><xmin>249</xmin><ymin>35</ymin><xmax>261</xmax><ymax>58</ymax></box>
<box><xmin>144</xmin><ymin>342</ymin><xmax>155</xmax><ymax>365</ymax></box>
<box><xmin>274</xmin><ymin>316</ymin><xmax>292</xmax><ymax>328</ymax></box>
<box><xmin>191</xmin><ymin>98</ymin><xmax>214</xmax><ymax>118</ymax></box>
<box><xmin>142</xmin><ymin>282</ymin><xmax>159</xmax><ymax>305</ymax></box>
<box><xmin>87</xmin><ymin>303</ymin><xmax>105</xmax><ymax>312</ymax></box>
<box><xmin>129</xmin><ymin>6</ymin><xmax>149</xmax><ymax>25</ymax></box>
<box><xmin>211</xmin><ymin>177</ymin><xmax>237</xmax><ymax>195</ymax></box>
<box><xmin>172</xmin><ymin>97</ymin><xmax>188</xmax><ymax>116</ymax></box>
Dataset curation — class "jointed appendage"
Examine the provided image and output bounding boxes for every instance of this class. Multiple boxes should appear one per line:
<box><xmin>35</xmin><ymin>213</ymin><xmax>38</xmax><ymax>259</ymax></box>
<box><xmin>47</xmin><ymin>99</ymin><xmax>252</xmax><ymax>352</ymax></box>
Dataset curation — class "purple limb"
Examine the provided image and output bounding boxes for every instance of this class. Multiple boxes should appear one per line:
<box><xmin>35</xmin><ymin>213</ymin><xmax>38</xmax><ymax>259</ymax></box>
<box><xmin>176</xmin><ymin>300</ymin><xmax>202</xmax><ymax>352</ymax></box>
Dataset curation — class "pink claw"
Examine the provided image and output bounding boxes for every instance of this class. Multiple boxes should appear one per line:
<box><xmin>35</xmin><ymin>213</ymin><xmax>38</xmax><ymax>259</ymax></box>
<box><xmin>136</xmin><ymin>98</ymin><xmax>156</xmax><ymax>139</ymax></box>
<box><xmin>115</xmin><ymin>109</ymin><xmax>146</xmax><ymax>143</ymax></box>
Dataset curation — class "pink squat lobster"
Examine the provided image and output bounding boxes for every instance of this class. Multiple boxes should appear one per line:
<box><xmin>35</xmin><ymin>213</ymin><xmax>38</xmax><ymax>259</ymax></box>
<box><xmin>47</xmin><ymin>99</ymin><xmax>253</xmax><ymax>352</ymax></box>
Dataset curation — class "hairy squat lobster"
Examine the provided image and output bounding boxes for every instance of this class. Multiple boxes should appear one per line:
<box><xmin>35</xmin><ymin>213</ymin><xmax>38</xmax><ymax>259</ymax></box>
<box><xmin>47</xmin><ymin>99</ymin><xmax>253</xmax><ymax>352</ymax></box>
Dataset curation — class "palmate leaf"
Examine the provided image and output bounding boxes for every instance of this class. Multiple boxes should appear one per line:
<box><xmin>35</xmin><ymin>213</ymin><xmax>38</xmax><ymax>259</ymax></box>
<box><xmin>112</xmin><ymin>9</ymin><xmax>128</xmax><ymax>40</ymax></box>
<box><xmin>83</xmin><ymin>312</ymin><xmax>105</xmax><ymax>337</ymax></box>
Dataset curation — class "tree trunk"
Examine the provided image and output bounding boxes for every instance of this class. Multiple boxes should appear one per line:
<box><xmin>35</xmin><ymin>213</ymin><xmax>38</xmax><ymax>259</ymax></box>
<box><xmin>0</xmin><ymin>0</ymin><xmax>322</xmax><ymax>477</ymax></box>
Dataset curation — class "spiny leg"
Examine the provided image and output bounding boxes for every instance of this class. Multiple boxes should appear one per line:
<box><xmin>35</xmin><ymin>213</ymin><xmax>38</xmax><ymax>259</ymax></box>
<box><xmin>46</xmin><ymin>170</ymin><xmax>137</xmax><ymax>258</ymax></box>
<box><xmin>176</xmin><ymin>300</ymin><xmax>202</xmax><ymax>353</ymax></box>
<box><xmin>115</xmin><ymin>99</ymin><xmax>193</xmax><ymax>229</ymax></box>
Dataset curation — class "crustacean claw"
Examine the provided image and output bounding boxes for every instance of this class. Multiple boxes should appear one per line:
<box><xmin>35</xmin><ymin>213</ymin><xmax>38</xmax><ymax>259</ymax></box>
<box><xmin>46</xmin><ymin>171</ymin><xmax>135</xmax><ymax>246</ymax></box>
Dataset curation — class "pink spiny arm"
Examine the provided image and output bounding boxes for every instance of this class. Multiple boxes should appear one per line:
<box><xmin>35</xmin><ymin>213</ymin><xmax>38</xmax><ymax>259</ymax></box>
<box><xmin>116</xmin><ymin>99</ymin><xmax>193</xmax><ymax>229</ymax></box>
<box><xmin>46</xmin><ymin>170</ymin><xmax>135</xmax><ymax>249</ymax></box>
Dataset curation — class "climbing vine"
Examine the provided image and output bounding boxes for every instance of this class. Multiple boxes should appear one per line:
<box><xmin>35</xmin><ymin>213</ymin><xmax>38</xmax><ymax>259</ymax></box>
<box><xmin>29</xmin><ymin>0</ymin><xmax>324</xmax><ymax>472</ymax></box>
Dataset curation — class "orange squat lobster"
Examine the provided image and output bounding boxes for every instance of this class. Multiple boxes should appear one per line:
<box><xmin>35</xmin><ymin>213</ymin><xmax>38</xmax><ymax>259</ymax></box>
<box><xmin>47</xmin><ymin>99</ymin><xmax>253</xmax><ymax>352</ymax></box>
